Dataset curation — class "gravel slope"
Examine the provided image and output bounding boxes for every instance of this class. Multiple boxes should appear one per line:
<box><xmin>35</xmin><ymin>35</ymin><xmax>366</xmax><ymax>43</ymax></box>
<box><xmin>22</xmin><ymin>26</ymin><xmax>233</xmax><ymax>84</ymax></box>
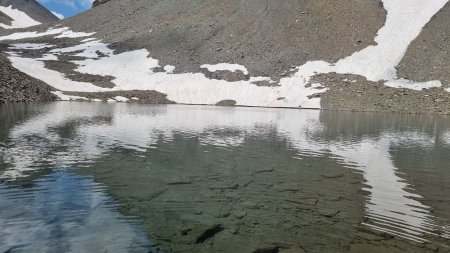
<box><xmin>0</xmin><ymin>0</ymin><xmax>59</xmax><ymax>24</ymax></box>
<box><xmin>63</xmin><ymin>0</ymin><xmax>386</xmax><ymax>78</ymax></box>
<box><xmin>0</xmin><ymin>53</ymin><xmax>56</xmax><ymax>103</ymax></box>
<box><xmin>397</xmin><ymin>2</ymin><xmax>450</xmax><ymax>89</ymax></box>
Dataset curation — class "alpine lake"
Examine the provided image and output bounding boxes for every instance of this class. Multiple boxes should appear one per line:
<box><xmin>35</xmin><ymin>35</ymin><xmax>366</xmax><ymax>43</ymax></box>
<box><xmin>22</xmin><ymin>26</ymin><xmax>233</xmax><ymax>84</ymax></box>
<box><xmin>1</xmin><ymin>102</ymin><xmax>449</xmax><ymax>253</ymax></box>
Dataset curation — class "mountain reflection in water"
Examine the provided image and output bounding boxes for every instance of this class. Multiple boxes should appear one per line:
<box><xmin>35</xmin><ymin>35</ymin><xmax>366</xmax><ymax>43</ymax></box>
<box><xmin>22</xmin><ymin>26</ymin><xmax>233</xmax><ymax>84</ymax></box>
<box><xmin>0</xmin><ymin>102</ymin><xmax>449</xmax><ymax>252</ymax></box>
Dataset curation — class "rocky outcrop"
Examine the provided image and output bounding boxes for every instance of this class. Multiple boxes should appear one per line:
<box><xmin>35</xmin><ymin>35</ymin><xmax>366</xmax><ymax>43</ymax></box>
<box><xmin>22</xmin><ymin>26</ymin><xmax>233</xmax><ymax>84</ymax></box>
<box><xmin>0</xmin><ymin>10</ymin><xmax>12</xmax><ymax>25</ymax></box>
<box><xmin>92</xmin><ymin>0</ymin><xmax>112</xmax><ymax>8</ymax></box>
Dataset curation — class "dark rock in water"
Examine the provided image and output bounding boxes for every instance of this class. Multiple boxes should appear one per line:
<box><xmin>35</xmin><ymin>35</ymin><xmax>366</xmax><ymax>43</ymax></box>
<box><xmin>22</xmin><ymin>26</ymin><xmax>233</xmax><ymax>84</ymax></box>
<box><xmin>209</xmin><ymin>182</ymin><xmax>239</xmax><ymax>190</ymax></box>
<box><xmin>318</xmin><ymin>208</ymin><xmax>340</xmax><ymax>218</ymax></box>
<box><xmin>213</xmin><ymin>212</ymin><xmax>230</xmax><ymax>218</ymax></box>
<box><xmin>195</xmin><ymin>224</ymin><xmax>224</xmax><ymax>244</ymax></box>
<box><xmin>252</xmin><ymin>245</ymin><xmax>279</xmax><ymax>253</ymax></box>
<box><xmin>321</xmin><ymin>173</ymin><xmax>345</xmax><ymax>179</ymax></box>
<box><xmin>179</xmin><ymin>228</ymin><xmax>192</xmax><ymax>236</ymax></box>
<box><xmin>233</xmin><ymin>211</ymin><xmax>247</xmax><ymax>219</ymax></box>
<box><xmin>165</xmin><ymin>176</ymin><xmax>193</xmax><ymax>185</ymax></box>
<box><xmin>349</xmin><ymin>243</ymin><xmax>403</xmax><ymax>253</ymax></box>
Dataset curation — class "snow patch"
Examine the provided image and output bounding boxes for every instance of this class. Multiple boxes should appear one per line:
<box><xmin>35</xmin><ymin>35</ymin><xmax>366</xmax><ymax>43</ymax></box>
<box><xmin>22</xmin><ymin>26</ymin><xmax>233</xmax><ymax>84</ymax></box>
<box><xmin>81</xmin><ymin>38</ymin><xmax>97</xmax><ymax>42</ymax></box>
<box><xmin>164</xmin><ymin>65</ymin><xmax>175</xmax><ymax>73</ymax></box>
<box><xmin>54</xmin><ymin>30</ymin><xmax>96</xmax><ymax>39</ymax></box>
<box><xmin>0</xmin><ymin>27</ymin><xmax>93</xmax><ymax>41</ymax></box>
<box><xmin>0</xmin><ymin>5</ymin><xmax>40</xmax><ymax>29</ymax></box>
<box><xmin>52</xmin><ymin>91</ymin><xmax>89</xmax><ymax>101</ymax></box>
<box><xmin>49</xmin><ymin>40</ymin><xmax>113</xmax><ymax>58</ymax></box>
<box><xmin>9</xmin><ymin>56</ymin><xmax>107</xmax><ymax>92</ymax></box>
<box><xmin>385</xmin><ymin>79</ymin><xmax>442</xmax><ymax>90</ymax></box>
<box><xmin>114</xmin><ymin>96</ymin><xmax>129</xmax><ymax>102</ymax></box>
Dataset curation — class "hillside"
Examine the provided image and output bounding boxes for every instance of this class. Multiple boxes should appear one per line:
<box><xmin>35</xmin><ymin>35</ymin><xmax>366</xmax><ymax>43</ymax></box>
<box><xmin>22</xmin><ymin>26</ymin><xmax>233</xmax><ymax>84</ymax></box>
<box><xmin>0</xmin><ymin>0</ymin><xmax>59</xmax><ymax>29</ymax></box>
<box><xmin>0</xmin><ymin>0</ymin><xmax>449</xmax><ymax>113</ymax></box>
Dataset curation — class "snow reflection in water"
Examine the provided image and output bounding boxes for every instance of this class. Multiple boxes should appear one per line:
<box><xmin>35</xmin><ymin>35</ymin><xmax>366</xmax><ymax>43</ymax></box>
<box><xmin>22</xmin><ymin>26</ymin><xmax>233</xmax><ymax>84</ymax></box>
<box><xmin>0</xmin><ymin>102</ymin><xmax>449</xmax><ymax>251</ymax></box>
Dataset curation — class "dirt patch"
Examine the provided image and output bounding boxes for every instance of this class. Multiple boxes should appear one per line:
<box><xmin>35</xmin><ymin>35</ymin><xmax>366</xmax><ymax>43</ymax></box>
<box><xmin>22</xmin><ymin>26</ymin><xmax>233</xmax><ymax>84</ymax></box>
<box><xmin>202</xmin><ymin>69</ymin><xmax>249</xmax><ymax>82</ymax></box>
<box><xmin>63</xmin><ymin>90</ymin><xmax>175</xmax><ymax>104</ymax></box>
<box><xmin>43</xmin><ymin>59</ymin><xmax>116</xmax><ymax>88</ymax></box>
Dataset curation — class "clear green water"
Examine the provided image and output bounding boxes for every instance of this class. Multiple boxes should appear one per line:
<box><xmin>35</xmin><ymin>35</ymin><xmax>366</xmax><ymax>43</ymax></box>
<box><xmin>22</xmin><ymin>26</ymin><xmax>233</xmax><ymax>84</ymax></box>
<box><xmin>0</xmin><ymin>102</ymin><xmax>449</xmax><ymax>253</ymax></box>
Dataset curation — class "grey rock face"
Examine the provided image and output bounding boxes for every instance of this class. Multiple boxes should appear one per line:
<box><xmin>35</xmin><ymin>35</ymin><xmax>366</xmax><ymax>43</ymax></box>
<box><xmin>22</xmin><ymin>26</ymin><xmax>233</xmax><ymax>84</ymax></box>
<box><xmin>92</xmin><ymin>0</ymin><xmax>111</xmax><ymax>7</ymax></box>
<box><xmin>0</xmin><ymin>10</ymin><xmax>12</xmax><ymax>25</ymax></box>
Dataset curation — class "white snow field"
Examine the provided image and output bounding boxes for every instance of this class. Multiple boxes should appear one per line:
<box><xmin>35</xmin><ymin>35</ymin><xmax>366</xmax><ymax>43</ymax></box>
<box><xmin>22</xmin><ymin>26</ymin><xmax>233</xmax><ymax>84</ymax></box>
<box><xmin>0</xmin><ymin>5</ymin><xmax>41</xmax><ymax>29</ymax></box>
<box><xmin>0</xmin><ymin>0</ymin><xmax>449</xmax><ymax>107</ymax></box>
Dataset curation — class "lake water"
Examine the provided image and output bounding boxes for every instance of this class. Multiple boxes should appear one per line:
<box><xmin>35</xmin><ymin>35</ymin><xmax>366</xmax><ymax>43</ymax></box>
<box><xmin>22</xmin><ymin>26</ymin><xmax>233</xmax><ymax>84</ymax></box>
<box><xmin>0</xmin><ymin>102</ymin><xmax>449</xmax><ymax>253</ymax></box>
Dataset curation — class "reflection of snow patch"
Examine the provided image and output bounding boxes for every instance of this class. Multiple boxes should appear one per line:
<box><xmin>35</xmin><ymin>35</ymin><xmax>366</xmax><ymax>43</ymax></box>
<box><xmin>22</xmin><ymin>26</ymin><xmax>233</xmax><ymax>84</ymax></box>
<box><xmin>1</xmin><ymin>103</ymin><xmax>449</xmax><ymax>243</ymax></box>
<box><xmin>443</xmin><ymin>132</ymin><xmax>450</xmax><ymax>146</ymax></box>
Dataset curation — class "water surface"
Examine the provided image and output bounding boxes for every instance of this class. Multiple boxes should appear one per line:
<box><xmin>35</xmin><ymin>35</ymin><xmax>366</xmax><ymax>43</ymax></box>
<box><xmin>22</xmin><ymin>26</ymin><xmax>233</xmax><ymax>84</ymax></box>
<box><xmin>1</xmin><ymin>102</ymin><xmax>449</xmax><ymax>252</ymax></box>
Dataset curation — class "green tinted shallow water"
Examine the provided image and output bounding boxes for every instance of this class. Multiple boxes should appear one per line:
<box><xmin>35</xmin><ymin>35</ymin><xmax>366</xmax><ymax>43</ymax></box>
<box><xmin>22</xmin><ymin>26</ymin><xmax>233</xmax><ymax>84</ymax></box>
<box><xmin>0</xmin><ymin>102</ymin><xmax>449</xmax><ymax>253</ymax></box>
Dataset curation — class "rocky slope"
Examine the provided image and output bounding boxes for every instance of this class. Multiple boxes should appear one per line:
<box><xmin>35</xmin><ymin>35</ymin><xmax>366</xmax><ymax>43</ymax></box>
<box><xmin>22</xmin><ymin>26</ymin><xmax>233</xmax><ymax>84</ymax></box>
<box><xmin>0</xmin><ymin>0</ymin><xmax>449</xmax><ymax>113</ymax></box>
<box><xmin>397</xmin><ymin>2</ymin><xmax>450</xmax><ymax>89</ymax></box>
<box><xmin>0</xmin><ymin>0</ymin><xmax>59</xmax><ymax>29</ymax></box>
<box><xmin>0</xmin><ymin>52</ymin><xmax>56</xmax><ymax>103</ymax></box>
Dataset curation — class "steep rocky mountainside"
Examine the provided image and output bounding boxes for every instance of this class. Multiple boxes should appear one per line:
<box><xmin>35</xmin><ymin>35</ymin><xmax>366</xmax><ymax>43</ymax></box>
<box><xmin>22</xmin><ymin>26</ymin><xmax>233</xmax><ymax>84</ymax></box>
<box><xmin>0</xmin><ymin>0</ymin><xmax>449</xmax><ymax>113</ymax></box>
<box><xmin>0</xmin><ymin>0</ymin><xmax>59</xmax><ymax>25</ymax></box>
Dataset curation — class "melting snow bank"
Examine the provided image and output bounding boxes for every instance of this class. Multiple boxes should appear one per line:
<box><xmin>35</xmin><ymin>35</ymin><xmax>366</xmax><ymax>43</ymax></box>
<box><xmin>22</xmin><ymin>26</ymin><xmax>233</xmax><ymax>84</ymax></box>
<box><xmin>384</xmin><ymin>79</ymin><xmax>442</xmax><ymax>91</ymax></box>
<box><xmin>1</xmin><ymin>0</ymin><xmax>449</xmax><ymax>108</ymax></box>
<box><xmin>51</xmin><ymin>91</ymin><xmax>89</xmax><ymax>101</ymax></box>
<box><xmin>0</xmin><ymin>27</ymin><xmax>95</xmax><ymax>41</ymax></box>
<box><xmin>0</xmin><ymin>5</ymin><xmax>40</xmax><ymax>29</ymax></box>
